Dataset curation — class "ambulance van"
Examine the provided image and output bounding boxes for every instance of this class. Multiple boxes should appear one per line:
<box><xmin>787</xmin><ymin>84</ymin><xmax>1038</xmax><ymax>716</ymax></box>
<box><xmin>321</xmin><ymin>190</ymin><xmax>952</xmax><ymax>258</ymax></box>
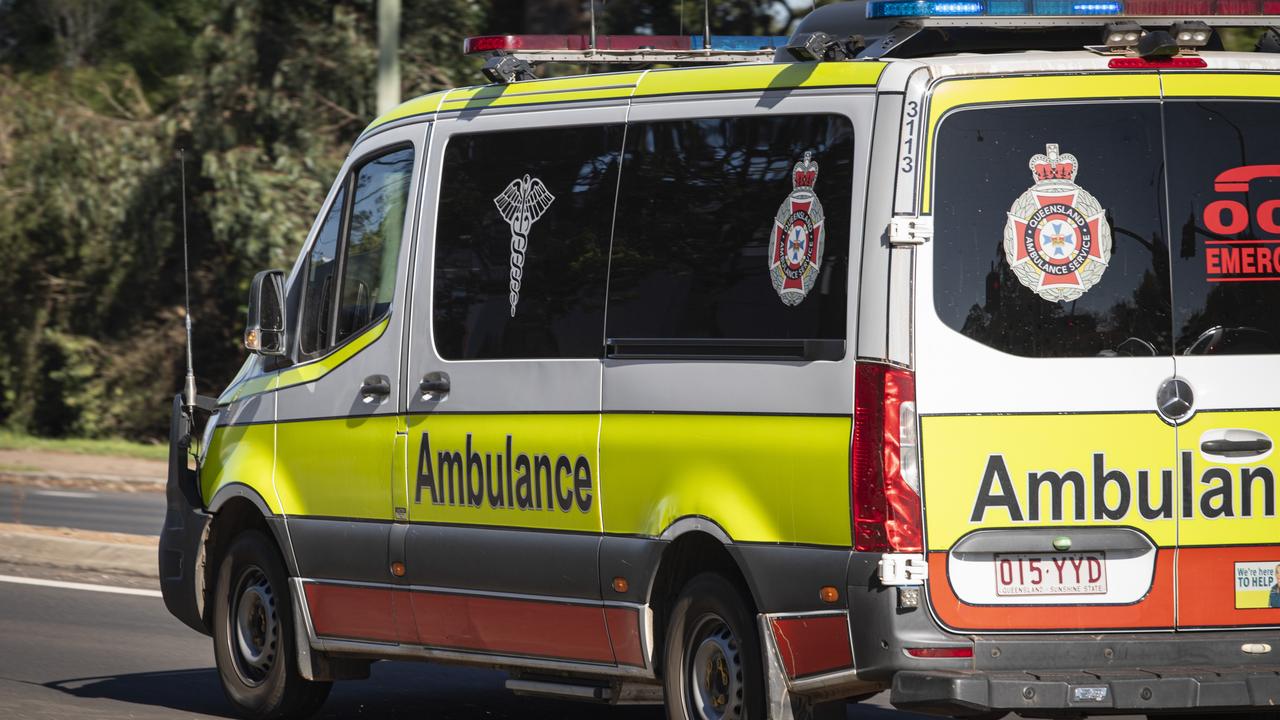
<box><xmin>160</xmin><ymin>3</ymin><xmax>1280</xmax><ymax>718</ymax></box>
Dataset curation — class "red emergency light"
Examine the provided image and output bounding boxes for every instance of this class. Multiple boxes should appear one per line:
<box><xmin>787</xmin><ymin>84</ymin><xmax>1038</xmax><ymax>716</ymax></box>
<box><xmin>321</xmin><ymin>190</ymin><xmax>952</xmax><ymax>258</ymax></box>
<box><xmin>463</xmin><ymin>34</ymin><xmax>789</xmax><ymax>55</ymax></box>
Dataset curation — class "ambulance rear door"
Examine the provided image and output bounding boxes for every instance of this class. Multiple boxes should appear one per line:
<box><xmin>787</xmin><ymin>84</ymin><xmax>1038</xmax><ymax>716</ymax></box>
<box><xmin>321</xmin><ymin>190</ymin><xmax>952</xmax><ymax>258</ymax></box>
<box><xmin>914</xmin><ymin>75</ymin><xmax>1181</xmax><ymax>632</ymax></box>
<box><xmin>1162</xmin><ymin>74</ymin><xmax>1280</xmax><ymax>629</ymax></box>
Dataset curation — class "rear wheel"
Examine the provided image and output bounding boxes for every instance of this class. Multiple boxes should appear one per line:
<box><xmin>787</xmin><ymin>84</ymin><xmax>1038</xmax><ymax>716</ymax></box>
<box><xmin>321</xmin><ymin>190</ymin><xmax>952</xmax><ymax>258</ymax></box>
<box><xmin>663</xmin><ymin>572</ymin><xmax>766</xmax><ymax>720</ymax></box>
<box><xmin>213</xmin><ymin>530</ymin><xmax>331</xmax><ymax>719</ymax></box>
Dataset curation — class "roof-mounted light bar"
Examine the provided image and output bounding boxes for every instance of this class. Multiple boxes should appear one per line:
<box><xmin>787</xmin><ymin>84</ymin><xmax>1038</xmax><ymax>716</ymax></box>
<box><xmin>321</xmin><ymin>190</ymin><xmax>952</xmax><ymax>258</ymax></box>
<box><xmin>462</xmin><ymin>34</ymin><xmax>789</xmax><ymax>67</ymax></box>
<box><xmin>867</xmin><ymin>0</ymin><xmax>1280</xmax><ymax>19</ymax></box>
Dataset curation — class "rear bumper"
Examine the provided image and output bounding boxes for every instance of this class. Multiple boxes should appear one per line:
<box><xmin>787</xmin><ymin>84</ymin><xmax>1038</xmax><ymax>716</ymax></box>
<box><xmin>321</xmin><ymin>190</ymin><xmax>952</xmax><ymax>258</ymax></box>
<box><xmin>844</xmin><ymin>551</ymin><xmax>1280</xmax><ymax>714</ymax></box>
<box><xmin>892</xmin><ymin>666</ymin><xmax>1280</xmax><ymax>717</ymax></box>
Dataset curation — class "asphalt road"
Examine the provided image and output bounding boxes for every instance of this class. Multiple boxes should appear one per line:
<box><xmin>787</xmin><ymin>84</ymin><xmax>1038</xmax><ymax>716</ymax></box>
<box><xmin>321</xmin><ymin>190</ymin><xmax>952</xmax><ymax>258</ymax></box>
<box><xmin>0</xmin><ymin>486</ymin><xmax>1148</xmax><ymax>720</ymax></box>
<box><xmin>0</xmin><ymin>580</ymin><xmax>943</xmax><ymax>720</ymax></box>
<box><xmin>0</xmin><ymin>484</ymin><xmax>165</xmax><ymax>536</ymax></box>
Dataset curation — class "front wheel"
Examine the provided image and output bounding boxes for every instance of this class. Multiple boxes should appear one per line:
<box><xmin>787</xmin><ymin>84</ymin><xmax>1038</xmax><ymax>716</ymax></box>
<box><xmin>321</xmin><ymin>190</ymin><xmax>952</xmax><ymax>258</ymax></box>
<box><xmin>212</xmin><ymin>530</ymin><xmax>331</xmax><ymax>719</ymax></box>
<box><xmin>663</xmin><ymin>572</ymin><xmax>766</xmax><ymax>720</ymax></box>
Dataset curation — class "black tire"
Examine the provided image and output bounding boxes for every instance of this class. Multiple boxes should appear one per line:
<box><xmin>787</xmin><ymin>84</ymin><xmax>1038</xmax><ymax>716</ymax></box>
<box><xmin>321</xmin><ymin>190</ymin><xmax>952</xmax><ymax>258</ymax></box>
<box><xmin>663</xmin><ymin>572</ymin><xmax>766</xmax><ymax>720</ymax></box>
<box><xmin>213</xmin><ymin>530</ymin><xmax>331</xmax><ymax>720</ymax></box>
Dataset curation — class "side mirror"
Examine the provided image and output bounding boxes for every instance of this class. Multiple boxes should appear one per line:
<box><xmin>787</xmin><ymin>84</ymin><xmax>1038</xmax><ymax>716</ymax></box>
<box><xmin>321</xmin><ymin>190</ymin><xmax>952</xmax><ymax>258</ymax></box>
<box><xmin>245</xmin><ymin>269</ymin><xmax>286</xmax><ymax>356</ymax></box>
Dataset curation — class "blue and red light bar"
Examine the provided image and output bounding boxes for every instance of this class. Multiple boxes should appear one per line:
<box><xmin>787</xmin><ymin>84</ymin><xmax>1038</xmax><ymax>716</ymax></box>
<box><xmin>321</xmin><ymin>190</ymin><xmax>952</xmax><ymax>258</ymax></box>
<box><xmin>463</xmin><ymin>34</ymin><xmax>789</xmax><ymax>55</ymax></box>
<box><xmin>867</xmin><ymin>0</ymin><xmax>1280</xmax><ymax>17</ymax></box>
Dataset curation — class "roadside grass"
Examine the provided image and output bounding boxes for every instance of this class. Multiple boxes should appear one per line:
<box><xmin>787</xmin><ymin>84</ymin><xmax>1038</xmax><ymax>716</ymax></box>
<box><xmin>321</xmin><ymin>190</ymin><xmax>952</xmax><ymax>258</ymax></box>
<box><xmin>0</xmin><ymin>463</ymin><xmax>42</xmax><ymax>473</ymax></box>
<box><xmin>0</xmin><ymin>430</ymin><xmax>167</xmax><ymax>461</ymax></box>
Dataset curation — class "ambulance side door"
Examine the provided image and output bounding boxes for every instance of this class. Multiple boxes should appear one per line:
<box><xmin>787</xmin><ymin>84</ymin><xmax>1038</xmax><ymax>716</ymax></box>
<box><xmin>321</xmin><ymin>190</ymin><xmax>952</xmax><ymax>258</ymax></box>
<box><xmin>1162</xmin><ymin>84</ymin><xmax>1280</xmax><ymax>628</ymax></box>
<box><xmin>275</xmin><ymin>124</ymin><xmax>426</xmax><ymax>643</ymax></box>
<box><xmin>400</xmin><ymin>104</ymin><xmax>625</xmax><ymax>663</ymax></box>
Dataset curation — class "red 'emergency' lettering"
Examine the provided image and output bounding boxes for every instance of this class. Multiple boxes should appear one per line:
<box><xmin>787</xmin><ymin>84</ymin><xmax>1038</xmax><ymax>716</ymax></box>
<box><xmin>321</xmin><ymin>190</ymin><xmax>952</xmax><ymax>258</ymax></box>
<box><xmin>1260</xmin><ymin>200</ymin><xmax>1280</xmax><ymax>235</ymax></box>
<box><xmin>1202</xmin><ymin>166</ymin><xmax>1280</xmax><ymax>282</ymax></box>
<box><xmin>1205</xmin><ymin>199</ymin><xmax>1250</xmax><ymax>235</ymax></box>
<box><xmin>1205</xmin><ymin>246</ymin><xmax>1280</xmax><ymax>279</ymax></box>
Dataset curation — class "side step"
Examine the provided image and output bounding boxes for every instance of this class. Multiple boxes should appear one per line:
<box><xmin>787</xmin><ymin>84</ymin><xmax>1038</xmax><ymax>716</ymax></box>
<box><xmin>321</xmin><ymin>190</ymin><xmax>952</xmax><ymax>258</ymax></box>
<box><xmin>505</xmin><ymin>678</ymin><xmax>664</xmax><ymax>705</ymax></box>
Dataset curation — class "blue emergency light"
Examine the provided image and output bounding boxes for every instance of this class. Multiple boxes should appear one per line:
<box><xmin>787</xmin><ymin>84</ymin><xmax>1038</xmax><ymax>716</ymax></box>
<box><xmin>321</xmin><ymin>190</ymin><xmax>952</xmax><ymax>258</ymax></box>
<box><xmin>866</xmin><ymin>0</ymin><xmax>1277</xmax><ymax>17</ymax></box>
<box><xmin>690</xmin><ymin>35</ymin><xmax>791</xmax><ymax>51</ymax></box>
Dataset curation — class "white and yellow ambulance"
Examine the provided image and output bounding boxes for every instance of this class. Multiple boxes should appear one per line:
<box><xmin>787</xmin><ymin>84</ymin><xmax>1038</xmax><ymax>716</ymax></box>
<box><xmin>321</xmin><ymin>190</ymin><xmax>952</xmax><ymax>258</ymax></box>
<box><xmin>160</xmin><ymin>2</ymin><xmax>1280</xmax><ymax>718</ymax></box>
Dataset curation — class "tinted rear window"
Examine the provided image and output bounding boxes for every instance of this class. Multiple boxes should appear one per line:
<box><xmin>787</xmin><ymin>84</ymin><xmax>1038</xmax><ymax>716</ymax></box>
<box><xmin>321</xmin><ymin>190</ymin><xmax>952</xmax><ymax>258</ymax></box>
<box><xmin>1166</xmin><ymin>100</ymin><xmax>1280</xmax><ymax>356</ymax></box>
<box><xmin>931</xmin><ymin>102</ymin><xmax>1172</xmax><ymax>358</ymax></box>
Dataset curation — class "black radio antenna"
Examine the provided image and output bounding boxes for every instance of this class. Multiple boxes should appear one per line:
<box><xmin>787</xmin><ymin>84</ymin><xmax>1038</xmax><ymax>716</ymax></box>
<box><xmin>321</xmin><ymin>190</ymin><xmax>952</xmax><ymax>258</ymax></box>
<box><xmin>180</xmin><ymin>148</ymin><xmax>197</xmax><ymax>413</ymax></box>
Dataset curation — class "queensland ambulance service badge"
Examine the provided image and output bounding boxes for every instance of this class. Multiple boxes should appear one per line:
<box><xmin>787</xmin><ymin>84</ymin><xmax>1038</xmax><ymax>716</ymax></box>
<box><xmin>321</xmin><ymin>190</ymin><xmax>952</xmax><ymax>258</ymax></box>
<box><xmin>1003</xmin><ymin>144</ymin><xmax>1112</xmax><ymax>303</ymax></box>
<box><xmin>770</xmin><ymin>151</ymin><xmax>825</xmax><ymax>306</ymax></box>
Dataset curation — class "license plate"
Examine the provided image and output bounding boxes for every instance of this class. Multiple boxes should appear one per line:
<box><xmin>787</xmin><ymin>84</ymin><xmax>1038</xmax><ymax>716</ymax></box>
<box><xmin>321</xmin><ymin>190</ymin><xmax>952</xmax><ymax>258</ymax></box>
<box><xmin>994</xmin><ymin>552</ymin><xmax>1107</xmax><ymax>596</ymax></box>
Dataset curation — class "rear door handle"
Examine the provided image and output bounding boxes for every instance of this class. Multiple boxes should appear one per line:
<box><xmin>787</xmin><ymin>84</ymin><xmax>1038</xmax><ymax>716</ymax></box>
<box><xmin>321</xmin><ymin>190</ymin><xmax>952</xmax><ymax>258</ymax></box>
<box><xmin>360</xmin><ymin>374</ymin><xmax>391</xmax><ymax>403</ymax></box>
<box><xmin>420</xmin><ymin>371</ymin><xmax>450</xmax><ymax>400</ymax></box>
<box><xmin>1200</xmin><ymin>429</ymin><xmax>1273</xmax><ymax>459</ymax></box>
<box><xmin>1201</xmin><ymin>439</ymin><xmax>1272</xmax><ymax>456</ymax></box>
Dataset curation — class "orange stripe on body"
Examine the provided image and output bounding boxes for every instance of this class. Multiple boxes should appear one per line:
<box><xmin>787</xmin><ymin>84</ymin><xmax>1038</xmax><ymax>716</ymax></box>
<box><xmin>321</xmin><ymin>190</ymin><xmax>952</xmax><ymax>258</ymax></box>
<box><xmin>926</xmin><ymin>550</ymin><xmax>1175</xmax><ymax>632</ymax></box>
<box><xmin>1178</xmin><ymin>545</ymin><xmax>1280</xmax><ymax>628</ymax></box>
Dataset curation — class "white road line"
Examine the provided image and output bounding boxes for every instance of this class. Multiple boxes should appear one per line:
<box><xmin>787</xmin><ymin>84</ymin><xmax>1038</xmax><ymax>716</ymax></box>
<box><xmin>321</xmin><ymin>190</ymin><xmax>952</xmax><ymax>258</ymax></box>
<box><xmin>0</xmin><ymin>574</ymin><xmax>161</xmax><ymax>598</ymax></box>
<box><xmin>32</xmin><ymin>490</ymin><xmax>97</xmax><ymax>499</ymax></box>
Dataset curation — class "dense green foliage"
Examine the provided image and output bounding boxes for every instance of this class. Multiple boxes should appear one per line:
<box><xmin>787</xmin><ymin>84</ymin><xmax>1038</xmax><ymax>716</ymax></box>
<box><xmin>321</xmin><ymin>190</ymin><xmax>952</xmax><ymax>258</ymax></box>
<box><xmin>0</xmin><ymin>0</ymin><xmax>485</xmax><ymax>439</ymax></box>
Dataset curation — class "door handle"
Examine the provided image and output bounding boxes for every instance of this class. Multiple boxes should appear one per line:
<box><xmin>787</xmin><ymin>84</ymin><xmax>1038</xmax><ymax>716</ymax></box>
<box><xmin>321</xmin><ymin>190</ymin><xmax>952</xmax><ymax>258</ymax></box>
<box><xmin>1201</xmin><ymin>439</ymin><xmax>1271</xmax><ymax>456</ymax></box>
<box><xmin>360</xmin><ymin>374</ymin><xmax>391</xmax><ymax>403</ymax></box>
<box><xmin>420</xmin><ymin>371</ymin><xmax>450</xmax><ymax>400</ymax></box>
<box><xmin>1200</xmin><ymin>429</ymin><xmax>1273</xmax><ymax>458</ymax></box>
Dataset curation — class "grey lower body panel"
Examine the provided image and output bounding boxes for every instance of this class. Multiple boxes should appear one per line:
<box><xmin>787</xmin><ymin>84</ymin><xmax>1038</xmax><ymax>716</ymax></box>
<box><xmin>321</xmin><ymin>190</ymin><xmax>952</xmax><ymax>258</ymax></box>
<box><xmin>891</xmin><ymin>666</ymin><xmax>1280</xmax><ymax>716</ymax></box>
<box><xmin>287</xmin><ymin>517</ymin><xmax>391</xmax><ymax>584</ymax></box>
<box><xmin>729</xmin><ymin>543</ymin><xmax>854</xmax><ymax>614</ymax></box>
<box><xmin>403</xmin><ymin>523</ymin><xmax>601</xmax><ymax>600</ymax></box>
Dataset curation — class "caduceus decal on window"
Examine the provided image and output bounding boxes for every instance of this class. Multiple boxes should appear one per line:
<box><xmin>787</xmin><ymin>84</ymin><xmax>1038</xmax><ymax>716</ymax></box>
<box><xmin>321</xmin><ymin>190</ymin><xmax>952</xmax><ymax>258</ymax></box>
<box><xmin>493</xmin><ymin>174</ymin><xmax>555</xmax><ymax>317</ymax></box>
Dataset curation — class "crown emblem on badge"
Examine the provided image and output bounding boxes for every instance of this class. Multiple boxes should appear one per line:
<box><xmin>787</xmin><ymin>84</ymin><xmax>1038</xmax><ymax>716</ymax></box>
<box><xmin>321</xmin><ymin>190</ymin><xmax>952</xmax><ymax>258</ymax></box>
<box><xmin>1030</xmin><ymin>144</ymin><xmax>1078</xmax><ymax>183</ymax></box>
<box><xmin>770</xmin><ymin>151</ymin><xmax>826</xmax><ymax>307</ymax></box>
<box><xmin>1002</xmin><ymin>143</ymin><xmax>1112</xmax><ymax>303</ymax></box>
<box><xmin>793</xmin><ymin>151</ymin><xmax>819</xmax><ymax>189</ymax></box>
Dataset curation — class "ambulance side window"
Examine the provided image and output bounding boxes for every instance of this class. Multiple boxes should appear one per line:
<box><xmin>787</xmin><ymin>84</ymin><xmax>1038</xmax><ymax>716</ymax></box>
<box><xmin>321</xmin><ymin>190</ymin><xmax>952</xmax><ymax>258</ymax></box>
<box><xmin>1166</xmin><ymin>101</ymin><xmax>1280</xmax><ymax>355</ymax></box>
<box><xmin>432</xmin><ymin>125</ymin><xmax>623</xmax><ymax>360</ymax></box>
<box><xmin>335</xmin><ymin>147</ymin><xmax>414</xmax><ymax>343</ymax></box>
<box><xmin>299</xmin><ymin>187</ymin><xmax>347</xmax><ymax>355</ymax></box>
<box><xmin>605</xmin><ymin>114</ymin><xmax>853</xmax><ymax>342</ymax></box>
<box><xmin>298</xmin><ymin>145</ymin><xmax>414</xmax><ymax>357</ymax></box>
<box><xmin>931</xmin><ymin>103</ymin><xmax>1172</xmax><ymax>358</ymax></box>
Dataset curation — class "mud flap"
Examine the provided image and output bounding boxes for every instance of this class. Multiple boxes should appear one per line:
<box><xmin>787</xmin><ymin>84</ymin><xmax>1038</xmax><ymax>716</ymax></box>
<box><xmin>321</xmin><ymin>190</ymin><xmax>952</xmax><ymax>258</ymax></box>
<box><xmin>759</xmin><ymin>616</ymin><xmax>847</xmax><ymax>720</ymax></box>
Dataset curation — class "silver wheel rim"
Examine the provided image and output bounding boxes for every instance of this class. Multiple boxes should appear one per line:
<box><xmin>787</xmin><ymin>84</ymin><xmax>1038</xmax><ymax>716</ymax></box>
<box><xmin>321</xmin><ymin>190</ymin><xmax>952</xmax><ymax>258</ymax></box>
<box><xmin>686</xmin><ymin>614</ymin><xmax>744</xmax><ymax>720</ymax></box>
<box><xmin>230</xmin><ymin>566</ymin><xmax>278</xmax><ymax>687</ymax></box>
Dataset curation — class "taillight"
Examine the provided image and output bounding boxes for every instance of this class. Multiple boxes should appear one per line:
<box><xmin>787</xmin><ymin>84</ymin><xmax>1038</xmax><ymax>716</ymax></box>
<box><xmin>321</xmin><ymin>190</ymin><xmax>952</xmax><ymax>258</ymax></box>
<box><xmin>852</xmin><ymin>362</ymin><xmax>923</xmax><ymax>552</ymax></box>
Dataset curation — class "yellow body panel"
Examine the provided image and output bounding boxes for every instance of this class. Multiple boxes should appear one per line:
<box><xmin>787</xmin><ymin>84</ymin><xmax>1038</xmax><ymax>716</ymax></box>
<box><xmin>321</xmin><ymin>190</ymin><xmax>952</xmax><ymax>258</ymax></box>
<box><xmin>1162</xmin><ymin>73</ymin><xmax>1280</xmax><ymax>99</ymax></box>
<box><xmin>365</xmin><ymin>89</ymin><xmax>449</xmax><ymax>132</ymax></box>
<box><xmin>364</xmin><ymin>62</ymin><xmax>883</xmax><ymax>134</ymax></box>
<box><xmin>404</xmin><ymin>414</ymin><xmax>602</xmax><ymax>533</ymax></box>
<box><xmin>441</xmin><ymin>71</ymin><xmax>645</xmax><ymax>111</ymax></box>
<box><xmin>217</xmin><ymin>319</ymin><xmax>388</xmax><ymax>407</ymax></box>
<box><xmin>274</xmin><ymin>416</ymin><xmax>396</xmax><ymax>520</ymax></box>
<box><xmin>1178</xmin><ymin>410</ymin><xmax>1280</xmax><ymax>548</ymax></box>
<box><xmin>922</xmin><ymin>74</ymin><xmax>1162</xmax><ymax>212</ymax></box>
<box><xmin>600</xmin><ymin>414</ymin><xmax>852</xmax><ymax>545</ymax></box>
<box><xmin>632</xmin><ymin>61</ymin><xmax>883</xmax><ymax>98</ymax></box>
<box><xmin>201</xmin><ymin>423</ymin><xmax>282</xmax><ymax>514</ymax></box>
<box><xmin>921</xmin><ymin>413</ymin><xmax>1178</xmax><ymax>552</ymax></box>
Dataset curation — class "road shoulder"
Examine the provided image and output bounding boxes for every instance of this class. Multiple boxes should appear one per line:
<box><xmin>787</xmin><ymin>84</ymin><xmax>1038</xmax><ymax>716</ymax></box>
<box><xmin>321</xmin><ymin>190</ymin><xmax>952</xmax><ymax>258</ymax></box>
<box><xmin>0</xmin><ymin>522</ymin><xmax>158</xmax><ymax>590</ymax></box>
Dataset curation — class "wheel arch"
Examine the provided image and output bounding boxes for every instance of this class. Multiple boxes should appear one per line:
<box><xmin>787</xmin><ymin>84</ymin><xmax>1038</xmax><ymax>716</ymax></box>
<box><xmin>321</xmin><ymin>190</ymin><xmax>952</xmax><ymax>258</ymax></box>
<box><xmin>646</xmin><ymin>518</ymin><xmax>761</xmax><ymax>678</ymax></box>
<box><xmin>202</xmin><ymin>484</ymin><xmax>294</xmax><ymax>629</ymax></box>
